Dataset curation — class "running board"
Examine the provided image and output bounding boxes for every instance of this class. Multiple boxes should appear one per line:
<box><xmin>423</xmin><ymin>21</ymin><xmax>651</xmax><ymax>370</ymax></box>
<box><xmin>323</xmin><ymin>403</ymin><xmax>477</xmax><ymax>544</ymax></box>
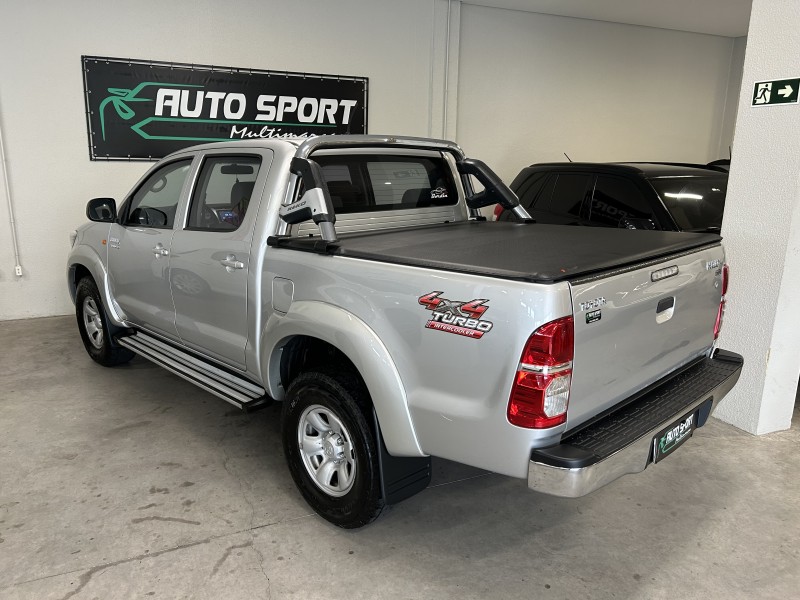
<box><xmin>117</xmin><ymin>332</ymin><xmax>269</xmax><ymax>411</ymax></box>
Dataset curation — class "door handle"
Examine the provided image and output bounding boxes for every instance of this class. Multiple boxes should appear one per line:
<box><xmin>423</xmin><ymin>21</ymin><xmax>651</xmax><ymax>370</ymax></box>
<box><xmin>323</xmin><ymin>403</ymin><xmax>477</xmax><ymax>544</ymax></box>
<box><xmin>152</xmin><ymin>244</ymin><xmax>169</xmax><ymax>257</ymax></box>
<box><xmin>221</xmin><ymin>255</ymin><xmax>244</xmax><ymax>271</ymax></box>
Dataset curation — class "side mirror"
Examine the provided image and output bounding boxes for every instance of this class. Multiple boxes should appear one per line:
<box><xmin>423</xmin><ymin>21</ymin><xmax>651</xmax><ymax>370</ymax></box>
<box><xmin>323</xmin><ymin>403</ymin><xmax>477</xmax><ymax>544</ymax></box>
<box><xmin>86</xmin><ymin>197</ymin><xmax>117</xmax><ymax>222</ymax></box>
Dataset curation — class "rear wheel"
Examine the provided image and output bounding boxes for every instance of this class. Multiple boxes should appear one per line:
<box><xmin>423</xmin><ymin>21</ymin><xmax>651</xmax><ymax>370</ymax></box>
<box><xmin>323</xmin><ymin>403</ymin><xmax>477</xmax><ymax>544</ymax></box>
<box><xmin>75</xmin><ymin>277</ymin><xmax>134</xmax><ymax>367</ymax></box>
<box><xmin>282</xmin><ymin>370</ymin><xmax>384</xmax><ymax>528</ymax></box>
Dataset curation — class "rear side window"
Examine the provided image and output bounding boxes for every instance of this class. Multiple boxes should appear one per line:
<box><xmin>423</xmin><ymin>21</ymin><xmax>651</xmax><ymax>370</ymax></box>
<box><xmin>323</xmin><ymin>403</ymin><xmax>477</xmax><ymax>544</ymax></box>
<box><xmin>590</xmin><ymin>176</ymin><xmax>656</xmax><ymax>228</ymax></box>
<box><xmin>548</xmin><ymin>173</ymin><xmax>591</xmax><ymax>219</ymax></box>
<box><xmin>313</xmin><ymin>154</ymin><xmax>458</xmax><ymax>214</ymax></box>
<box><xmin>125</xmin><ymin>159</ymin><xmax>192</xmax><ymax>228</ymax></box>
<box><xmin>187</xmin><ymin>155</ymin><xmax>262</xmax><ymax>231</ymax></box>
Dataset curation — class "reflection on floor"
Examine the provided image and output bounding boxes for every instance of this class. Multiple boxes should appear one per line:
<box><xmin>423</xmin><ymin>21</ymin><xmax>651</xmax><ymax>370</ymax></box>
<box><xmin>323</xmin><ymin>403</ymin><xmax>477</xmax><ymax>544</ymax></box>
<box><xmin>1</xmin><ymin>316</ymin><xmax>798</xmax><ymax>599</ymax></box>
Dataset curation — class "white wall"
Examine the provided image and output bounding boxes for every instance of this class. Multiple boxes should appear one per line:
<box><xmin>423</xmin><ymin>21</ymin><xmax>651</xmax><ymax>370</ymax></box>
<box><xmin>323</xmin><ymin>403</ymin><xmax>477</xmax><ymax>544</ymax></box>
<box><xmin>0</xmin><ymin>0</ymin><xmax>449</xmax><ymax>319</ymax></box>
<box><xmin>0</xmin><ymin>0</ymin><xmax>746</xmax><ymax>320</ymax></box>
<box><xmin>714</xmin><ymin>0</ymin><xmax>800</xmax><ymax>434</ymax></box>
<box><xmin>456</xmin><ymin>4</ymin><xmax>739</xmax><ymax>183</ymax></box>
<box><xmin>718</xmin><ymin>36</ymin><xmax>748</xmax><ymax>159</ymax></box>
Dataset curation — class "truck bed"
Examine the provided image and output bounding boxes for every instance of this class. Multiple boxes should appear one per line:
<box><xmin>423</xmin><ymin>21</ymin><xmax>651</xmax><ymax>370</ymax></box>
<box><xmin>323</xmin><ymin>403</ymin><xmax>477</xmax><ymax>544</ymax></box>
<box><xmin>268</xmin><ymin>221</ymin><xmax>721</xmax><ymax>283</ymax></box>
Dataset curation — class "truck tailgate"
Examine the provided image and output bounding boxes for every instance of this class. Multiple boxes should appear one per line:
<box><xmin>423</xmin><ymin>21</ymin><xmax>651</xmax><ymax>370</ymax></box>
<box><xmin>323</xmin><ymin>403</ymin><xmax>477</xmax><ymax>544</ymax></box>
<box><xmin>567</xmin><ymin>244</ymin><xmax>724</xmax><ymax>431</ymax></box>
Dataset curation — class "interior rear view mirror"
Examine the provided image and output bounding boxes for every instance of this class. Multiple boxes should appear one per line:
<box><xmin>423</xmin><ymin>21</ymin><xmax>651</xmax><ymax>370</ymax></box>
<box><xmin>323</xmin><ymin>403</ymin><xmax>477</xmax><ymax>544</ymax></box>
<box><xmin>86</xmin><ymin>197</ymin><xmax>117</xmax><ymax>222</ymax></box>
<box><xmin>221</xmin><ymin>164</ymin><xmax>255</xmax><ymax>175</ymax></box>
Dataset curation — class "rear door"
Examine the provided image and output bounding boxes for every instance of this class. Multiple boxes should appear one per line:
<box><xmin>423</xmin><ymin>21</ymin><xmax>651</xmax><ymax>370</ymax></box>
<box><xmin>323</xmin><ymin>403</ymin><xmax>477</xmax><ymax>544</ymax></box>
<box><xmin>169</xmin><ymin>150</ymin><xmax>271</xmax><ymax>369</ymax></box>
<box><xmin>107</xmin><ymin>158</ymin><xmax>194</xmax><ymax>338</ymax></box>
<box><xmin>567</xmin><ymin>244</ymin><xmax>725</xmax><ymax>430</ymax></box>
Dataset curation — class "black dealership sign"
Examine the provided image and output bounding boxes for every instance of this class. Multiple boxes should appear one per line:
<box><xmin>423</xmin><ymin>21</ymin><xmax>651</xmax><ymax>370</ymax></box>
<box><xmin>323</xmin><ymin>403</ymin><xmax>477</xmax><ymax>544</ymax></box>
<box><xmin>82</xmin><ymin>55</ymin><xmax>368</xmax><ymax>161</ymax></box>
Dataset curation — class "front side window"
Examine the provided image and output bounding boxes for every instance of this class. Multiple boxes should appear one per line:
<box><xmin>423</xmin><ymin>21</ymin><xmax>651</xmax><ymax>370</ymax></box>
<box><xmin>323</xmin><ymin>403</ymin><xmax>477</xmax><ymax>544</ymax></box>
<box><xmin>650</xmin><ymin>176</ymin><xmax>727</xmax><ymax>231</ymax></box>
<box><xmin>125</xmin><ymin>159</ymin><xmax>192</xmax><ymax>228</ymax></box>
<box><xmin>187</xmin><ymin>156</ymin><xmax>262</xmax><ymax>231</ymax></box>
<box><xmin>312</xmin><ymin>154</ymin><xmax>458</xmax><ymax>213</ymax></box>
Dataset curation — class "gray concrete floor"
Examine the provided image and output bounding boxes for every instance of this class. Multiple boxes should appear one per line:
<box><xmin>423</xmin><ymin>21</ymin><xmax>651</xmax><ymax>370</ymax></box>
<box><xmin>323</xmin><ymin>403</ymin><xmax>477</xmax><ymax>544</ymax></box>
<box><xmin>0</xmin><ymin>316</ymin><xmax>798</xmax><ymax>600</ymax></box>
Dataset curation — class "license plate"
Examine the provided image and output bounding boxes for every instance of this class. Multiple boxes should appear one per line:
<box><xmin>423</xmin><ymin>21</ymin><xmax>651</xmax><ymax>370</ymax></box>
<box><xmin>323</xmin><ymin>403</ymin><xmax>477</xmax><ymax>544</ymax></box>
<box><xmin>653</xmin><ymin>411</ymin><xmax>697</xmax><ymax>463</ymax></box>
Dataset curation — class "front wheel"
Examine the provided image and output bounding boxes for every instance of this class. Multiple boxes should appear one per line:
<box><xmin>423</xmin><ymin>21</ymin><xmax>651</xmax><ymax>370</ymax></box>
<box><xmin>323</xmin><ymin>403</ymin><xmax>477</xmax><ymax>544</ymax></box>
<box><xmin>282</xmin><ymin>371</ymin><xmax>384</xmax><ymax>528</ymax></box>
<box><xmin>75</xmin><ymin>276</ymin><xmax>134</xmax><ymax>367</ymax></box>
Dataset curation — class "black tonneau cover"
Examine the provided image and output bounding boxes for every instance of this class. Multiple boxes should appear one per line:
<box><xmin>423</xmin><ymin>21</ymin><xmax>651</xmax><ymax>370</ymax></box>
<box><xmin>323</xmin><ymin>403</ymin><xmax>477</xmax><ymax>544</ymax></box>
<box><xmin>268</xmin><ymin>222</ymin><xmax>721</xmax><ymax>283</ymax></box>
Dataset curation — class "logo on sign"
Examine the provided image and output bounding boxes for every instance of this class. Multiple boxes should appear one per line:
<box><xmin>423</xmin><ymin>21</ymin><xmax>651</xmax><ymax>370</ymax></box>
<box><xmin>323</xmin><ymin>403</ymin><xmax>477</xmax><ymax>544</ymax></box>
<box><xmin>83</xmin><ymin>56</ymin><xmax>368</xmax><ymax>160</ymax></box>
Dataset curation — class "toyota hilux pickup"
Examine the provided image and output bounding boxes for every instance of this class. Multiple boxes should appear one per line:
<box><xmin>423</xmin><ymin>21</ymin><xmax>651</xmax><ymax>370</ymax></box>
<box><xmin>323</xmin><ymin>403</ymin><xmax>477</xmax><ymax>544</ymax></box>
<box><xmin>67</xmin><ymin>135</ymin><xmax>743</xmax><ymax>528</ymax></box>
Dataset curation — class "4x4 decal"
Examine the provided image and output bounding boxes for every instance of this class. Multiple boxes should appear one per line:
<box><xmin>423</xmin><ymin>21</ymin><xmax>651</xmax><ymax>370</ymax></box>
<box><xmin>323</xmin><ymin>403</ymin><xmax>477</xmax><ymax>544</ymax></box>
<box><xmin>418</xmin><ymin>292</ymin><xmax>494</xmax><ymax>339</ymax></box>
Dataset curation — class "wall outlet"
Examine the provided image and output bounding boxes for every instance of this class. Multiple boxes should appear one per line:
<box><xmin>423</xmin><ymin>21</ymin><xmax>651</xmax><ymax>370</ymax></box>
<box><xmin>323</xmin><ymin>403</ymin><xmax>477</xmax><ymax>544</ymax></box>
<box><xmin>14</xmin><ymin>265</ymin><xmax>22</xmax><ymax>277</ymax></box>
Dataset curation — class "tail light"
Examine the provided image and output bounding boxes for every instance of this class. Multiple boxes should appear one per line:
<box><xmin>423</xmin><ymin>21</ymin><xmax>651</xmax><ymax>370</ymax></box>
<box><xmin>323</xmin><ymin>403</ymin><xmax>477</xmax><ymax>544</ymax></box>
<box><xmin>713</xmin><ymin>263</ymin><xmax>729</xmax><ymax>340</ymax></box>
<box><xmin>493</xmin><ymin>204</ymin><xmax>504</xmax><ymax>220</ymax></box>
<box><xmin>508</xmin><ymin>316</ymin><xmax>574</xmax><ymax>428</ymax></box>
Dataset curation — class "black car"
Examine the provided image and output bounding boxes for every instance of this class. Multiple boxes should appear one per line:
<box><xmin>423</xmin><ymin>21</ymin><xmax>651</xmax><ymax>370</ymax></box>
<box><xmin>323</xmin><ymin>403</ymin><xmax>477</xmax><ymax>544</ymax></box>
<box><xmin>495</xmin><ymin>162</ymin><xmax>728</xmax><ymax>232</ymax></box>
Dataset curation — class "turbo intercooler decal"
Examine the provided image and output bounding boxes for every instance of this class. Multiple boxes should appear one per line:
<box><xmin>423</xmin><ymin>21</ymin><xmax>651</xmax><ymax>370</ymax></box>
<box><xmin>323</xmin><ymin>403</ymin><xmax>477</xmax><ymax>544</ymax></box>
<box><xmin>418</xmin><ymin>292</ymin><xmax>494</xmax><ymax>339</ymax></box>
<box><xmin>82</xmin><ymin>55</ymin><xmax>368</xmax><ymax>161</ymax></box>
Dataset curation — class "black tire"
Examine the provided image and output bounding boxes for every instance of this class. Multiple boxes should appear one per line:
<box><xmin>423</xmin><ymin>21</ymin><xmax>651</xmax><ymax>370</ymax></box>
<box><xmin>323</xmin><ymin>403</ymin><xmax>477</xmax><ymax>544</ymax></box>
<box><xmin>75</xmin><ymin>276</ymin><xmax>134</xmax><ymax>367</ymax></box>
<box><xmin>282</xmin><ymin>370</ymin><xmax>384</xmax><ymax>528</ymax></box>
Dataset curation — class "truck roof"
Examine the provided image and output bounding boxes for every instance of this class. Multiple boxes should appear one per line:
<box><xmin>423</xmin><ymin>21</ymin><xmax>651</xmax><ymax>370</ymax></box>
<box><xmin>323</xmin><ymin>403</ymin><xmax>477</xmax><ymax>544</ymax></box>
<box><xmin>164</xmin><ymin>135</ymin><xmax>465</xmax><ymax>159</ymax></box>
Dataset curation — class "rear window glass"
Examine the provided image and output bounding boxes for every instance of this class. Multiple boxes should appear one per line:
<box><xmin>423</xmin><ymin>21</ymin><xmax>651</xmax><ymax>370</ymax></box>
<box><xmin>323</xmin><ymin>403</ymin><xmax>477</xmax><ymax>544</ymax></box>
<box><xmin>650</xmin><ymin>176</ymin><xmax>727</xmax><ymax>231</ymax></box>
<box><xmin>312</xmin><ymin>154</ymin><xmax>458</xmax><ymax>214</ymax></box>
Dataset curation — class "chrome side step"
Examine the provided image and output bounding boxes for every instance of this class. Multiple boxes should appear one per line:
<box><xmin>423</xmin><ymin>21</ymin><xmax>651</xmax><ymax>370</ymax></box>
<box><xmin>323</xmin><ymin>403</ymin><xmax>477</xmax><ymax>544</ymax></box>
<box><xmin>117</xmin><ymin>332</ymin><xmax>268</xmax><ymax>411</ymax></box>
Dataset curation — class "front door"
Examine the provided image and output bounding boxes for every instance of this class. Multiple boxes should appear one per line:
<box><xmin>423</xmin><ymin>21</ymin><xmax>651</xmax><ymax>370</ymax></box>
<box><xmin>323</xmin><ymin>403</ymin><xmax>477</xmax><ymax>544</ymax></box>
<box><xmin>107</xmin><ymin>158</ymin><xmax>194</xmax><ymax>338</ymax></box>
<box><xmin>170</xmin><ymin>152</ymin><xmax>270</xmax><ymax>369</ymax></box>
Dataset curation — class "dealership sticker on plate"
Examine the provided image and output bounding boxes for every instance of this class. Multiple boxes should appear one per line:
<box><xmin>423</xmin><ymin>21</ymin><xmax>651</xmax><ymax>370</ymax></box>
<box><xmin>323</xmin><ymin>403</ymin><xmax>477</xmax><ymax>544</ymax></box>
<box><xmin>653</xmin><ymin>412</ymin><xmax>696</xmax><ymax>463</ymax></box>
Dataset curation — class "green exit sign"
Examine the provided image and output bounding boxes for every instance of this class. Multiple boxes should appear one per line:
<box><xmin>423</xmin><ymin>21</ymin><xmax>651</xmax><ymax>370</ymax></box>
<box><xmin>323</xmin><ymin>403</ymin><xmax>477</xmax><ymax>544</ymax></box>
<box><xmin>752</xmin><ymin>77</ymin><xmax>800</xmax><ymax>106</ymax></box>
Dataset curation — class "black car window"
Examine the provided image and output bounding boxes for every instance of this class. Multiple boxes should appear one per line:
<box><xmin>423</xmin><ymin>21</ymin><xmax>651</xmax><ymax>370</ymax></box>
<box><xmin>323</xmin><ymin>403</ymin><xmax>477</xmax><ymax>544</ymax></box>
<box><xmin>515</xmin><ymin>172</ymin><xmax>547</xmax><ymax>209</ymax></box>
<box><xmin>650</xmin><ymin>176</ymin><xmax>727</xmax><ymax>231</ymax></box>
<box><xmin>187</xmin><ymin>155</ymin><xmax>262</xmax><ymax>231</ymax></box>
<box><xmin>590</xmin><ymin>176</ymin><xmax>656</xmax><ymax>228</ymax></box>
<box><xmin>125</xmin><ymin>159</ymin><xmax>192</xmax><ymax>229</ymax></box>
<box><xmin>548</xmin><ymin>173</ymin><xmax>591</xmax><ymax>219</ymax></box>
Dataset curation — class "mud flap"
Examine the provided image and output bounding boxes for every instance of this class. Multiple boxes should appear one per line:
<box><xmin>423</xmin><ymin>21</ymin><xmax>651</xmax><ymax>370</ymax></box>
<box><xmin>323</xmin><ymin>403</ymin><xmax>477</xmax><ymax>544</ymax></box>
<box><xmin>373</xmin><ymin>411</ymin><xmax>431</xmax><ymax>505</ymax></box>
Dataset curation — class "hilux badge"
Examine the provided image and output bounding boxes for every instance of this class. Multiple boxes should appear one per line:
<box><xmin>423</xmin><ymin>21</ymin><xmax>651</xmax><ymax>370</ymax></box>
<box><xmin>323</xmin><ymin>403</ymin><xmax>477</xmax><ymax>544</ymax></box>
<box><xmin>579</xmin><ymin>297</ymin><xmax>606</xmax><ymax>312</ymax></box>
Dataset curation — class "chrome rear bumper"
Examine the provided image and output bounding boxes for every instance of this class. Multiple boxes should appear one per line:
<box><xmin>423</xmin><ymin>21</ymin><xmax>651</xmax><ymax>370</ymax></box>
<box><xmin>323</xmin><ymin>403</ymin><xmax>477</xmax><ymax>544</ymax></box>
<box><xmin>527</xmin><ymin>349</ymin><xmax>743</xmax><ymax>498</ymax></box>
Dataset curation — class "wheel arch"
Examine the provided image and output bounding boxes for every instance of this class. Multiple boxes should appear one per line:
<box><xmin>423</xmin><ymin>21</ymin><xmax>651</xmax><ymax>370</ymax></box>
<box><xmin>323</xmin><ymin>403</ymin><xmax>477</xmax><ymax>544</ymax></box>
<box><xmin>67</xmin><ymin>246</ymin><xmax>126</xmax><ymax>327</ymax></box>
<box><xmin>261</xmin><ymin>301</ymin><xmax>424</xmax><ymax>458</ymax></box>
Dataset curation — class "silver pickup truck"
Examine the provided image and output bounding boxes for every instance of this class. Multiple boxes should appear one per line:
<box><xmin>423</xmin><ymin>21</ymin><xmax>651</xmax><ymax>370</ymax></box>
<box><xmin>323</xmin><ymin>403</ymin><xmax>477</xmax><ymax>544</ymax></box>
<box><xmin>67</xmin><ymin>135</ymin><xmax>743</xmax><ymax>528</ymax></box>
